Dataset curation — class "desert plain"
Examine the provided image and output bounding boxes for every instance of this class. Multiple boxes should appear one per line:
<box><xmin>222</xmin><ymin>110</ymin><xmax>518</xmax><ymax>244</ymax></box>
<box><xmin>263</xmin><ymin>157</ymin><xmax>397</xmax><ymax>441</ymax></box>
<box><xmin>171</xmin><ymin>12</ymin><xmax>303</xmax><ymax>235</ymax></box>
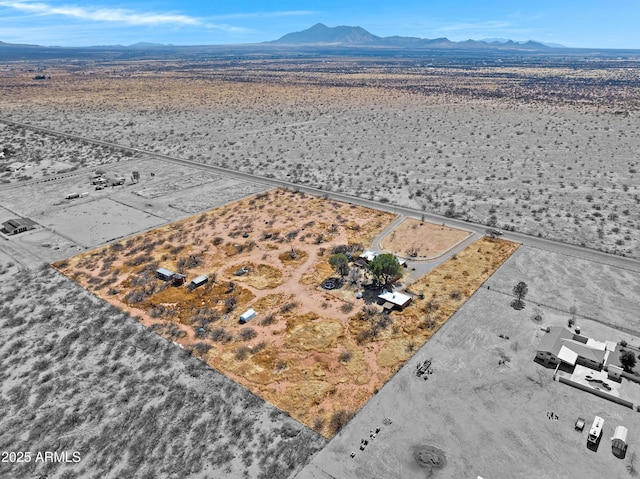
<box><xmin>1</xmin><ymin>50</ymin><xmax>640</xmax><ymax>479</ymax></box>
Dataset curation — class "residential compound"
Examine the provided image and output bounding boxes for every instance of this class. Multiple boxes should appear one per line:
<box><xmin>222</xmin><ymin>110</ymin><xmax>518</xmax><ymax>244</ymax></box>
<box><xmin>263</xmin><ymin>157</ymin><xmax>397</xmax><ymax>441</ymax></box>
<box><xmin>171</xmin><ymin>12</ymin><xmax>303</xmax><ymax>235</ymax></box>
<box><xmin>536</xmin><ymin>326</ymin><xmax>616</xmax><ymax>370</ymax></box>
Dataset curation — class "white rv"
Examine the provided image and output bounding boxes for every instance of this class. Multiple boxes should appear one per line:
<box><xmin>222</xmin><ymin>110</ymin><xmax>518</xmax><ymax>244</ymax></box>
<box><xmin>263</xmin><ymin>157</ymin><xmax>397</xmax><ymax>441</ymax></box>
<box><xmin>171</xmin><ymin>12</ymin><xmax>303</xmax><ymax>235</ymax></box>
<box><xmin>588</xmin><ymin>416</ymin><xmax>604</xmax><ymax>445</ymax></box>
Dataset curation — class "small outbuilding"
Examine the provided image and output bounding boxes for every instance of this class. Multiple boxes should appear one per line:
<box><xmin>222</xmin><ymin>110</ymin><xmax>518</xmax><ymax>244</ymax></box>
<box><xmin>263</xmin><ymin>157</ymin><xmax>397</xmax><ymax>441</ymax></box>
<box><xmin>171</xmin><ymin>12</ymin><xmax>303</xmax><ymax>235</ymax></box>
<box><xmin>8</xmin><ymin>162</ymin><xmax>26</xmax><ymax>172</ymax></box>
<box><xmin>239</xmin><ymin>309</ymin><xmax>257</xmax><ymax>324</ymax></box>
<box><xmin>171</xmin><ymin>273</ymin><xmax>186</xmax><ymax>286</ymax></box>
<box><xmin>612</xmin><ymin>426</ymin><xmax>628</xmax><ymax>457</ymax></box>
<box><xmin>156</xmin><ymin>268</ymin><xmax>175</xmax><ymax>281</ymax></box>
<box><xmin>378</xmin><ymin>291</ymin><xmax>412</xmax><ymax>310</ymax></box>
<box><xmin>188</xmin><ymin>274</ymin><xmax>209</xmax><ymax>290</ymax></box>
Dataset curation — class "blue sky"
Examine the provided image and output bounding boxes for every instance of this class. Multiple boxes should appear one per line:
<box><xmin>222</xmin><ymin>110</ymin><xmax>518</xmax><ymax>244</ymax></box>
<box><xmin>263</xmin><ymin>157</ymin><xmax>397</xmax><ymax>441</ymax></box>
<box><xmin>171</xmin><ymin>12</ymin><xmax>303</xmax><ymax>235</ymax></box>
<box><xmin>1</xmin><ymin>0</ymin><xmax>639</xmax><ymax>48</ymax></box>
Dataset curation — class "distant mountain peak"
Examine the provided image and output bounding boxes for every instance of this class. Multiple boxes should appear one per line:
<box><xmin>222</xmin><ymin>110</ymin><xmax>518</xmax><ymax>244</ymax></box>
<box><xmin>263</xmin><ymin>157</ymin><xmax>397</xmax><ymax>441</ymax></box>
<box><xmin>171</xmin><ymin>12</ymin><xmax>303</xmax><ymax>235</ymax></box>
<box><xmin>271</xmin><ymin>23</ymin><xmax>381</xmax><ymax>45</ymax></box>
<box><xmin>128</xmin><ymin>42</ymin><xmax>172</xmax><ymax>48</ymax></box>
<box><xmin>270</xmin><ymin>24</ymin><xmax>555</xmax><ymax>50</ymax></box>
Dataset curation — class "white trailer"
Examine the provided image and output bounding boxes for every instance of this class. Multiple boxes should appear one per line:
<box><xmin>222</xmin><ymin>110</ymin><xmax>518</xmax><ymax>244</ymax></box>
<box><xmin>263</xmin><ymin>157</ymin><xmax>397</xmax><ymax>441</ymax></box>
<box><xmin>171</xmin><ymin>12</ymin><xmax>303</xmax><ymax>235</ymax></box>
<box><xmin>588</xmin><ymin>416</ymin><xmax>604</xmax><ymax>445</ymax></box>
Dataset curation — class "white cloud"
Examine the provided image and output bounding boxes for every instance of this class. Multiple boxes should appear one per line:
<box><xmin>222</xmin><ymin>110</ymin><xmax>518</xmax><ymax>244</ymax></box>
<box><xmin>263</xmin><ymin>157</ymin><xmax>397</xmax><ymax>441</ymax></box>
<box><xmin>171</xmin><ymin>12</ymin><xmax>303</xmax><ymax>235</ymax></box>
<box><xmin>0</xmin><ymin>0</ymin><xmax>241</xmax><ymax>29</ymax></box>
<box><xmin>210</xmin><ymin>10</ymin><xmax>318</xmax><ymax>20</ymax></box>
<box><xmin>0</xmin><ymin>2</ymin><xmax>309</xmax><ymax>30</ymax></box>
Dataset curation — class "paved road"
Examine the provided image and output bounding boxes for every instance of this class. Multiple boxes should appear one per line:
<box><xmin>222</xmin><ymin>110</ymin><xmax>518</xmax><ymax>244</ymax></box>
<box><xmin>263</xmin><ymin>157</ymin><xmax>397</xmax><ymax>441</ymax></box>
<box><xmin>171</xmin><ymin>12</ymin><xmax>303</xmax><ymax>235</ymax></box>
<box><xmin>2</xmin><ymin>117</ymin><xmax>640</xmax><ymax>274</ymax></box>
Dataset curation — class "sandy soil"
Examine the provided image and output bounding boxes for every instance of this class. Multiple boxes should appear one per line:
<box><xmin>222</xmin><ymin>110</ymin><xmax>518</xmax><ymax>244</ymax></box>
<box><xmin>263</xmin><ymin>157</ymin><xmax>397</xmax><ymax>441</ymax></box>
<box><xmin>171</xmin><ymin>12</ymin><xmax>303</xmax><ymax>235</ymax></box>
<box><xmin>297</xmin><ymin>244</ymin><xmax>640</xmax><ymax>479</ymax></box>
<box><xmin>378</xmin><ymin>218</ymin><xmax>471</xmax><ymax>259</ymax></box>
<box><xmin>1</xmin><ymin>62</ymin><xmax>639</xmax><ymax>258</ymax></box>
<box><xmin>54</xmin><ymin>189</ymin><xmax>397</xmax><ymax>437</ymax></box>
<box><xmin>54</xmin><ymin>189</ymin><xmax>516</xmax><ymax>438</ymax></box>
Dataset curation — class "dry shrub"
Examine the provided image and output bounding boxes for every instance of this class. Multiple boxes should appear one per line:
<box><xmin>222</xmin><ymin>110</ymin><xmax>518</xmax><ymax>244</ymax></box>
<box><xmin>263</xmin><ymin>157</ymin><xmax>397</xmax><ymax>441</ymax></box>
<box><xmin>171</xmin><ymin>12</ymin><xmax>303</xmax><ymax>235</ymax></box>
<box><xmin>235</xmin><ymin>346</ymin><xmax>251</xmax><ymax>360</ymax></box>
<box><xmin>260</xmin><ymin>314</ymin><xmax>275</xmax><ymax>326</ymax></box>
<box><xmin>338</xmin><ymin>351</ymin><xmax>352</xmax><ymax>362</ymax></box>
<box><xmin>192</xmin><ymin>342</ymin><xmax>212</xmax><ymax>355</ymax></box>
<box><xmin>329</xmin><ymin>409</ymin><xmax>353</xmax><ymax>434</ymax></box>
<box><xmin>237</xmin><ymin>328</ymin><xmax>257</xmax><ymax>341</ymax></box>
<box><xmin>280</xmin><ymin>302</ymin><xmax>298</xmax><ymax>314</ymax></box>
<box><xmin>209</xmin><ymin>328</ymin><xmax>232</xmax><ymax>343</ymax></box>
<box><xmin>340</xmin><ymin>302</ymin><xmax>354</xmax><ymax>313</ymax></box>
<box><xmin>253</xmin><ymin>341</ymin><xmax>267</xmax><ymax>354</ymax></box>
<box><xmin>312</xmin><ymin>416</ymin><xmax>325</xmax><ymax>434</ymax></box>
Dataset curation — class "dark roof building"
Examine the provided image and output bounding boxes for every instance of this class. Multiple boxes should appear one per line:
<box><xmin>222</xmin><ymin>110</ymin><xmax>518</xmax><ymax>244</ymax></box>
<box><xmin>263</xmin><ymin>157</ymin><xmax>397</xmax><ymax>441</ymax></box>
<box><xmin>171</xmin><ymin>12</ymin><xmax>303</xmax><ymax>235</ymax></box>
<box><xmin>188</xmin><ymin>274</ymin><xmax>209</xmax><ymax>290</ymax></box>
<box><xmin>156</xmin><ymin>268</ymin><xmax>175</xmax><ymax>281</ymax></box>
<box><xmin>2</xmin><ymin>218</ymin><xmax>35</xmax><ymax>235</ymax></box>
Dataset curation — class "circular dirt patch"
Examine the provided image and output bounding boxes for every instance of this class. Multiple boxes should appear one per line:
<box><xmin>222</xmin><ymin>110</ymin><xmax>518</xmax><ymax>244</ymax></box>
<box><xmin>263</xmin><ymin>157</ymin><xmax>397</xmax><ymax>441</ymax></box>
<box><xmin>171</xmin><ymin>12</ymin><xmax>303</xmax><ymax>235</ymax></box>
<box><xmin>278</xmin><ymin>248</ymin><xmax>309</xmax><ymax>265</ymax></box>
<box><xmin>413</xmin><ymin>445</ymin><xmax>447</xmax><ymax>473</ymax></box>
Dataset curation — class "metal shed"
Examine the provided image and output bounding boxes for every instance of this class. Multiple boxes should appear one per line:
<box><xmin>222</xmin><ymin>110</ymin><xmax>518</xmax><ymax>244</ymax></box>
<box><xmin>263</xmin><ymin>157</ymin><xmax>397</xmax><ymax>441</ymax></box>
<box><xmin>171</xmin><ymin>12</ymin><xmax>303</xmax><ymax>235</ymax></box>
<box><xmin>612</xmin><ymin>425</ymin><xmax>628</xmax><ymax>457</ymax></box>
<box><xmin>188</xmin><ymin>274</ymin><xmax>209</xmax><ymax>290</ymax></box>
<box><xmin>156</xmin><ymin>268</ymin><xmax>175</xmax><ymax>281</ymax></box>
<box><xmin>239</xmin><ymin>309</ymin><xmax>257</xmax><ymax>324</ymax></box>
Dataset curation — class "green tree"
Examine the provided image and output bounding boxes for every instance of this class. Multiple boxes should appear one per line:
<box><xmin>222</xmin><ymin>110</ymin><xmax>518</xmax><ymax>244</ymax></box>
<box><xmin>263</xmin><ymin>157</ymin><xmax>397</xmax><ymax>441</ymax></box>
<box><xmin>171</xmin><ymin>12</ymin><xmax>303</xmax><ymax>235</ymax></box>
<box><xmin>511</xmin><ymin>281</ymin><xmax>528</xmax><ymax>310</ymax></box>
<box><xmin>368</xmin><ymin>253</ymin><xmax>403</xmax><ymax>288</ymax></box>
<box><xmin>620</xmin><ymin>350</ymin><xmax>637</xmax><ymax>372</ymax></box>
<box><xmin>328</xmin><ymin>253</ymin><xmax>350</xmax><ymax>280</ymax></box>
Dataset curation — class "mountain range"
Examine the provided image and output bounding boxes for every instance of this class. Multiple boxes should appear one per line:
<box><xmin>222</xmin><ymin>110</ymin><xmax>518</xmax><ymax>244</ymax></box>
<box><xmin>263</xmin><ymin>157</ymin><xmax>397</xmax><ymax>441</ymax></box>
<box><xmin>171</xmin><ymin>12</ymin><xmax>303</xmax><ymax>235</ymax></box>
<box><xmin>5</xmin><ymin>24</ymin><xmax>638</xmax><ymax>61</ymax></box>
<box><xmin>269</xmin><ymin>23</ymin><xmax>555</xmax><ymax>50</ymax></box>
